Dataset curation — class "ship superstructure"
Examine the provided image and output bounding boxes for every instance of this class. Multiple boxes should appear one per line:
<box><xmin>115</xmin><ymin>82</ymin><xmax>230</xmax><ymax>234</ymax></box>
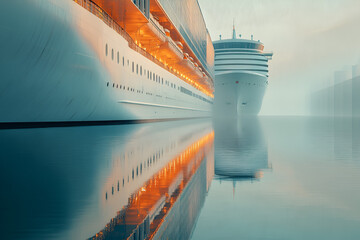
<box><xmin>213</xmin><ymin>26</ymin><xmax>272</xmax><ymax>116</ymax></box>
<box><xmin>0</xmin><ymin>0</ymin><xmax>214</xmax><ymax>126</ymax></box>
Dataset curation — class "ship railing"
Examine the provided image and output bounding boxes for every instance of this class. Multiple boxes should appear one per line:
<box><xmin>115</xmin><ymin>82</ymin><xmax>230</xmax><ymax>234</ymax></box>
<box><xmin>73</xmin><ymin>0</ymin><xmax>178</xmax><ymax>72</ymax></box>
<box><xmin>73</xmin><ymin>0</ymin><xmax>212</xmax><ymax>96</ymax></box>
<box><xmin>148</xmin><ymin>14</ymin><xmax>184</xmax><ymax>57</ymax></box>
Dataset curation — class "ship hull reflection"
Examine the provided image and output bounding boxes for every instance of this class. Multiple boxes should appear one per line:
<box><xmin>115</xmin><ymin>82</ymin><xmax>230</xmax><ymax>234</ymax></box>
<box><xmin>0</xmin><ymin>119</ymin><xmax>213</xmax><ymax>240</ymax></box>
<box><xmin>214</xmin><ymin>117</ymin><xmax>269</xmax><ymax>180</ymax></box>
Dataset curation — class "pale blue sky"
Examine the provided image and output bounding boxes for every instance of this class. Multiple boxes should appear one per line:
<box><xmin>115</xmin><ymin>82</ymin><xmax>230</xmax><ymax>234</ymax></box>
<box><xmin>198</xmin><ymin>0</ymin><xmax>360</xmax><ymax>115</ymax></box>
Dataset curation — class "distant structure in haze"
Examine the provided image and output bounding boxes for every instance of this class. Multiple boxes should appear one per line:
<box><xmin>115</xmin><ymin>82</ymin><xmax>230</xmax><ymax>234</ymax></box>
<box><xmin>213</xmin><ymin>25</ymin><xmax>273</xmax><ymax>116</ymax></box>
<box><xmin>311</xmin><ymin>62</ymin><xmax>360</xmax><ymax>117</ymax></box>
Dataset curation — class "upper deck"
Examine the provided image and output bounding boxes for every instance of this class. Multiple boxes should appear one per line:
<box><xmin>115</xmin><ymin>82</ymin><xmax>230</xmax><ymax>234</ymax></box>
<box><xmin>75</xmin><ymin>0</ymin><xmax>214</xmax><ymax>97</ymax></box>
<box><xmin>213</xmin><ymin>39</ymin><xmax>265</xmax><ymax>52</ymax></box>
<box><xmin>212</xmin><ymin>30</ymin><xmax>273</xmax><ymax>77</ymax></box>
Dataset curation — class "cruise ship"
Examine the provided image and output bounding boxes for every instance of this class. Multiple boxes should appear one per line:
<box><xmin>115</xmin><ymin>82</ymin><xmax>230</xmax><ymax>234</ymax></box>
<box><xmin>0</xmin><ymin>0</ymin><xmax>214</xmax><ymax>126</ymax></box>
<box><xmin>213</xmin><ymin>26</ymin><xmax>272</xmax><ymax>116</ymax></box>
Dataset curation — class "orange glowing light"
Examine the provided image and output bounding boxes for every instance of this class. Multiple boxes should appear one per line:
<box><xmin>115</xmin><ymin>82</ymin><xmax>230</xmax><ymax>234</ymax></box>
<box><xmin>76</xmin><ymin>0</ymin><xmax>214</xmax><ymax>97</ymax></box>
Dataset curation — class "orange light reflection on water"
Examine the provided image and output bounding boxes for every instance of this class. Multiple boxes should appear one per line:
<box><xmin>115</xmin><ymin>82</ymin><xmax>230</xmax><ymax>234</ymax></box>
<box><xmin>90</xmin><ymin>131</ymin><xmax>214</xmax><ymax>240</ymax></box>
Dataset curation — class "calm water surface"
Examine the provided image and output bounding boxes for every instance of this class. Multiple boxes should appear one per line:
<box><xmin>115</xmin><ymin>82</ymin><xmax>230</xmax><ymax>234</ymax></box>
<box><xmin>0</xmin><ymin>117</ymin><xmax>359</xmax><ymax>239</ymax></box>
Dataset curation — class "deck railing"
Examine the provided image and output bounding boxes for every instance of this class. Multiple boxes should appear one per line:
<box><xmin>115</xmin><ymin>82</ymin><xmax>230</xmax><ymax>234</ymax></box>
<box><xmin>73</xmin><ymin>0</ymin><xmax>213</xmax><ymax>98</ymax></box>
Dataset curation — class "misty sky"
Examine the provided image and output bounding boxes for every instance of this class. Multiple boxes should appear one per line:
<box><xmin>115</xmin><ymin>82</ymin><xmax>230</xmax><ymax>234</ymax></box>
<box><xmin>198</xmin><ymin>0</ymin><xmax>360</xmax><ymax>115</ymax></box>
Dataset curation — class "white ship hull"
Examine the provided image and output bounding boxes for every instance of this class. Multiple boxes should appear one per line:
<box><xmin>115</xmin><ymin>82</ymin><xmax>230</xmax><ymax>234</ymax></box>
<box><xmin>213</xmin><ymin>71</ymin><xmax>267</xmax><ymax>116</ymax></box>
<box><xmin>0</xmin><ymin>0</ymin><xmax>212</xmax><ymax>124</ymax></box>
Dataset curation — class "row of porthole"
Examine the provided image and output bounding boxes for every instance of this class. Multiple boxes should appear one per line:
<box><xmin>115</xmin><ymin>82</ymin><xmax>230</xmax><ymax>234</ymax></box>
<box><xmin>107</xmin><ymin>82</ymin><xmax>137</xmax><ymax>92</ymax></box>
<box><xmin>106</xmin><ymin>43</ymin><xmax>180</xmax><ymax>90</ymax></box>
<box><xmin>105</xmin><ymin>43</ymin><xmax>212</xmax><ymax>104</ymax></box>
<box><xmin>106</xmin><ymin>79</ymin><xmax>213</xmax><ymax>105</ymax></box>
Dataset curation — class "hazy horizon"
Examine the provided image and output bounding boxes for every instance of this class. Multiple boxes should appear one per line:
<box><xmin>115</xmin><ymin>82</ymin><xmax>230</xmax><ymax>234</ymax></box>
<box><xmin>198</xmin><ymin>0</ymin><xmax>360</xmax><ymax>115</ymax></box>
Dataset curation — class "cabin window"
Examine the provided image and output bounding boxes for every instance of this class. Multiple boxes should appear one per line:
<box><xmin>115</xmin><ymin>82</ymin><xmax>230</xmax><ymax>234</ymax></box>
<box><xmin>132</xmin><ymin>62</ymin><xmax>134</xmax><ymax>72</ymax></box>
<box><xmin>117</xmin><ymin>52</ymin><xmax>119</xmax><ymax>63</ymax></box>
<box><xmin>105</xmin><ymin>44</ymin><xmax>108</xmax><ymax>56</ymax></box>
<box><xmin>111</xmin><ymin>49</ymin><xmax>114</xmax><ymax>60</ymax></box>
<box><xmin>136</xmin><ymin>64</ymin><xmax>138</xmax><ymax>74</ymax></box>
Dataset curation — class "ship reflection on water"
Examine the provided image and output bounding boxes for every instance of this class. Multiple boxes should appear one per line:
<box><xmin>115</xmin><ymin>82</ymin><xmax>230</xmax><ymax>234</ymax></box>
<box><xmin>0</xmin><ymin>119</ymin><xmax>215</xmax><ymax>240</ymax></box>
<box><xmin>2</xmin><ymin>117</ymin><xmax>360</xmax><ymax>240</ymax></box>
<box><xmin>214</xmin><ymin>117</ymin><xmax>270</xmax><ymax>181</ymax></box>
